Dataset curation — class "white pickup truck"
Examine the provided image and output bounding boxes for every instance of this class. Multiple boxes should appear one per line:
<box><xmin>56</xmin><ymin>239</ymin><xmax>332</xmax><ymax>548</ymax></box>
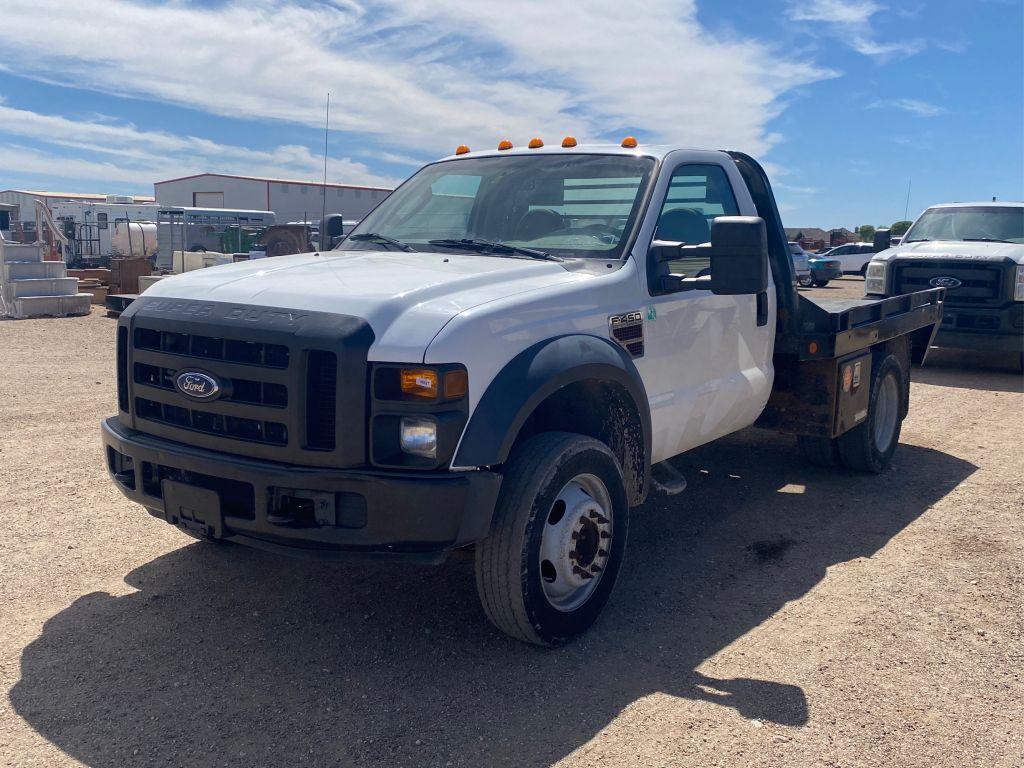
<box><xmin>102</xmin><ymin>140</ymin><xmax>943</xmax><ymax>645</ymax></box>
<box><xmin>865</xmin><ymin>202</ymin><xmax>1024</xmax><ymax>369</ymax></box>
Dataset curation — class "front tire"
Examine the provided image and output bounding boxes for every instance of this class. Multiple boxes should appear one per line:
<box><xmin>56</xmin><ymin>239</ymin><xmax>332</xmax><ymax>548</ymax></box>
<box><xmin>475</xmin><ymin>432</ymin><xmax>629</xmax><ymax>646</ymax></box>
<box><xmin>797</xmin><ymin>274</ymin><xmax>814</xmax><ymax>287</ymax></box>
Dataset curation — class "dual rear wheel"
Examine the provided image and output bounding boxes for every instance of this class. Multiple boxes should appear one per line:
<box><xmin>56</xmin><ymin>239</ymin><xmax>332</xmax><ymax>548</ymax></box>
<box><xmin>798</xmin><ymin>351</ymin><xmax>907</xmax><ymax>473</ymax></box>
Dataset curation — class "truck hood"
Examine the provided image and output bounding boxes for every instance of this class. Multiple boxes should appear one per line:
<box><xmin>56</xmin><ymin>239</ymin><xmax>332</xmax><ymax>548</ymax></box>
<box><xmin>874</xmin><ymin>240</ymin><xmax>1024</xmax><ymax>264</ymax></box>
<box><xmin>141</xmin><ymin>250</ymin><xmax>584</xmax><ymax>361</ymax></box>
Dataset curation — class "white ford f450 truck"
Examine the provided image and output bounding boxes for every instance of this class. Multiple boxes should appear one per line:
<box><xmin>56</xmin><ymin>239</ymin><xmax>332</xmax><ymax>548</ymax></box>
<box><xmin>864</xmin><ymin>201</ymin><xmax>1024</xmax><ymax>369</ymax></box>
<box><xmin>103</xmin><ymin>141</ymin><xmax>944</xmax><ymax>645</ymax></box>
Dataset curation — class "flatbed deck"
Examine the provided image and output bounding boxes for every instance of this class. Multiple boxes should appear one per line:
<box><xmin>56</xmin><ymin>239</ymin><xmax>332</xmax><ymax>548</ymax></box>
<box><xmin>794</xmin><ymin>287</ymin><xmax>944</xmax><ymax>360</ymax></box>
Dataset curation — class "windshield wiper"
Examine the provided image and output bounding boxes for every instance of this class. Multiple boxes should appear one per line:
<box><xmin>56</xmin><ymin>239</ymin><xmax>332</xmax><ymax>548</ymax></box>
<box><xmin>347</xmin><ymin>232</ymin><xmax>416</xmax><ymax>252</ymax></box>
<box><xmin>428</xmin><ymin>238</ymin><xmax>560</xmax><ymax>262</ymax></box>
<box><xmin>962</xmin><ymin>237</ymin><xmax>1011</xmax><ymax>243</ymax></box>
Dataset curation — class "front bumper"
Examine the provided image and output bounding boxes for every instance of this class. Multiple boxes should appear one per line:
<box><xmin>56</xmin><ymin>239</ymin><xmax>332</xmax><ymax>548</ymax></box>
<box><xmin>933</xmin><ymin>303</ymin><xmax>1024</xmax><ymax>353</ymax></box>
<box><xmin>102</xmin><ymin>417</ymin><xmax>501</xmax><ymax>564</ymax></box>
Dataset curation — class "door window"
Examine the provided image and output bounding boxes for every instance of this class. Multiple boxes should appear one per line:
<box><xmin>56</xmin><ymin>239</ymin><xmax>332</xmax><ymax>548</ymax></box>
<box><xmin>655</xmin><ymin>164</ymin><xmax>738</xmax><ymax>276</ymax></box>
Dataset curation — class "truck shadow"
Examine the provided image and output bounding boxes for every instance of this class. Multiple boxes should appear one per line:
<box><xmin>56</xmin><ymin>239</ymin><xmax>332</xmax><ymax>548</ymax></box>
<box><xmin>12</xmin><ymin>433</ymin><xmax>974</xmax><ymax>767</ymax></box>
<box><xmin>917</xmin><ymin>348</ymin><xmax>1023</xmax><ymax>392</ymax></box>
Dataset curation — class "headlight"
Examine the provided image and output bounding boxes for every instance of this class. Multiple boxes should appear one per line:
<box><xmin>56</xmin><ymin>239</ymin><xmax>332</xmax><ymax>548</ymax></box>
<box><xmin>399</xmin><ymin>416</ymin><xmax>437</xmax><ymax>458</ymax></box>
<box><xmin>1014</xmin><ymin>265</ymin><xmax>1024</xmax><ymax>302</ymax></box>
<box><xmin>864</xmin><ymin>261</ymin><xmax>887</xmax><ymax>295</ymax></box>
<box><xmin>370</xmin><ymin>363</ymin><xmax>469</xmax><ymax>469</ymax></box>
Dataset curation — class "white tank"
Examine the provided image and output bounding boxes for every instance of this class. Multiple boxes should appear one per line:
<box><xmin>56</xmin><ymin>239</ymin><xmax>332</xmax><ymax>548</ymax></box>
<box><xmin>110</xmin><ymin>220</ymin><xmax>158</xmax><ymax>259</ymax></box>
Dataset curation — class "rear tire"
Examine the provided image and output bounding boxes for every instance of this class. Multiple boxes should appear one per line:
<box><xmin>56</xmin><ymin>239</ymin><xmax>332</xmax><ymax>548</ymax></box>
<box><xmin>836</xmin><ymin>353</ymin><xmax>906</xmax><ymax>473</ymax></box>
<box><xmin>475</xmin><ymin>432</ymin><xmax>629</xmax><ymax>646</ymax></box>
<box><xmin>797</xmin><ymin>274</ymin><xmax>814</xmax><ymax>288</ymax></box>
<box><xmin>813</xmin><ymin>279</ymin><xmax>830</xmax><ymax>287</ymax></box>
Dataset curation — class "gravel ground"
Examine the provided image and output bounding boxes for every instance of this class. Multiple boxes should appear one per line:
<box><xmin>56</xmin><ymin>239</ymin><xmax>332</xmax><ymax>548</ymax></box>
<box><xmin>1</xmin><ymin>276</ymin><xmax>1022</xmax><ymax>767</ymax></box>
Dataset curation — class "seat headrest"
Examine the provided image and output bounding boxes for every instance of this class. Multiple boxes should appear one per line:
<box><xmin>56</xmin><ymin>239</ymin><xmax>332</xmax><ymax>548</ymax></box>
<box><xmin>657</xmin><ymin>208</ymin><xmax>710</xmax><ymax>244</ymax></box>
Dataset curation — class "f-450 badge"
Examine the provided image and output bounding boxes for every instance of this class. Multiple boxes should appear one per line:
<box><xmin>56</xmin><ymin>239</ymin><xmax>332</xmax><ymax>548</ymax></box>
<box><xmin>608</xmin><ymin>311</ymin><xmax>645</xmax><ymax>358</ymax></box>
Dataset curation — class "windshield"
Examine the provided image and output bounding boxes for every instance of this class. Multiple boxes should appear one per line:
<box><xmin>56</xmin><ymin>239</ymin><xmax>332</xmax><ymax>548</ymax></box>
<box><xmin>904</xmin><ymin>206</ymin><xmax>1024</xmax><ymax>244</ymax></box>
<box><xmin>336</xmin><ymin>154</ymin><xmax>656</xmax><ymax>259</ymax></box>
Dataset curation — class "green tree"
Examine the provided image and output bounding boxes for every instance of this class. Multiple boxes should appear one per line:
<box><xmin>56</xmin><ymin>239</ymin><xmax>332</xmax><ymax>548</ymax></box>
<box><xmin>890</xmin><ymin>220</ymin><xmax>913</xmax><ymax>237</ymax></box>
<box><xmin>857</xmin><ymin>224</ymin><xmax>876</xmax><ymax>242</ymax></box>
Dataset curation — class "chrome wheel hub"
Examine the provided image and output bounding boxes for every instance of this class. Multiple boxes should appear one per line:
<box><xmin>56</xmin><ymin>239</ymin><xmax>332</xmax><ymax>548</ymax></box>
<box><xmin>538</xmin><ymin>473</ymin><xmax>613</xmax><ymax>612</ymax></box>
<box><xmin>873</xmin><ymin>372</ymin><xmax>899</xmax><ymax>453</ymax></box>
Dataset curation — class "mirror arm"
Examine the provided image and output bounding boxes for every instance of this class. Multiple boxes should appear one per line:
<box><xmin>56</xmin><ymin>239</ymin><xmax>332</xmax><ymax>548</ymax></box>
<box><xmin>660</xmin><ymin>274</ymin><xmax>713</xmax><ymax>293</ymax></box>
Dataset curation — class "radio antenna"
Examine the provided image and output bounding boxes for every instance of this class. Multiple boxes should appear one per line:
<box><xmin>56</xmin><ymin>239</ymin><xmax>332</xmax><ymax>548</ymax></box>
<box><xmin>321</xmin><ymin>92</ymin><xmax>330</xmax><ymax>238</ymax></box>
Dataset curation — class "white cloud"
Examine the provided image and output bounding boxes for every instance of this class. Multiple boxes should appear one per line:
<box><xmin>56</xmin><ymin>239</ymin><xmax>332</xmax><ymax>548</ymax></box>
<box><xmin>774</xmin><ymin>181</ymin><xmax>821</xmax><ymax>194</ymax></box>
<box><xmin>786</xmin><ymin>0</ymin><xmax>925</xmax><ymax>59</ymax></box>
<box><xmin>0</xmin><ymin>102</ymin><xmax>398</xmax><ymax>188</ymax></box>
<box><xmin>868</xmin><ymin>97</ymin><xmax>945</xmax><ymax>117</ymax></box>
<box><xmin>0</xmin><ymin>0</ymin><xmax>834</xmax><ymax>161</ymax></box>
<box><xmin>788</xmin><ymin>0</ymin><xmax>882</xmax><ymax>25</ymax></box>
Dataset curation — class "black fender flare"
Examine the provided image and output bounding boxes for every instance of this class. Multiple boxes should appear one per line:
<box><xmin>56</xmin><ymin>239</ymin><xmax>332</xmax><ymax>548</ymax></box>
<box><xmin>453</xmin><ymin>335</ymin><xmax>652</xmax><ymax>504</ymax></box>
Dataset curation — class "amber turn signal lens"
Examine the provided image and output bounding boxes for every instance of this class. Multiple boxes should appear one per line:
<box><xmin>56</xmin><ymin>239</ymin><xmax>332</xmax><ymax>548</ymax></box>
<box><xmin>561</xmin><ymin>136</ymin><xmax>577</xmax><ymax>147</ymax></box>
<box><xmin>443</xmin><ymin>370</ymin><xmax>468</xmax><ymax>399</ymax></box>
<box><xmin>497</xmin><ymin>139</ymin><xmax>513</xmax><ymax>150</ymax></box>
<box><xmin>528</xmin><ymin>137</ymin><xmax>544</xmax><ymax>148</ymax></box>
<box><xmin>400</xmin><ymin>369</ymin><xmax>439</xmax><ymax>398</ymax></box>
<box><xmin>455</xmin><ymin>144</ymin><xmax>471</xmax><ymax>155</ymax></box>
<box><xmin>620</xmin><ymin>136</ymin><xmax>638</xmax><ymax>148</ymax></box>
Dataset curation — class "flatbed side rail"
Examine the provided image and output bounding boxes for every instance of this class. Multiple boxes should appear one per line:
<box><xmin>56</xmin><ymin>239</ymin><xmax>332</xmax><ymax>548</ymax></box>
<box><xmin>796</xmin><ymin>287</ymin><xmax>944</xmax><ymax>360</ymax></box>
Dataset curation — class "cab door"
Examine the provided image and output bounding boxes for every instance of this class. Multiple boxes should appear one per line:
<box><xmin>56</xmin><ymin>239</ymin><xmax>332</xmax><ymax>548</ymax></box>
<box><xmin>635</xmin><ymin>158</ymin><xmax>776</xmax><ymax>464</ymax></box>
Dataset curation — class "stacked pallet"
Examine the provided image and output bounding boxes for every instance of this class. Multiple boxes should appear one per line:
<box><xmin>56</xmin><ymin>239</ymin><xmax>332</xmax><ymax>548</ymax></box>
<box><xmin>0</xmin><ymin>240</ymin><xmax>91</xmax><ymax>319</ymax></box>
<box><xmin>110</xmin><ymin>257</ymin><xmax>152</xmax><ymax>294</ymax></box>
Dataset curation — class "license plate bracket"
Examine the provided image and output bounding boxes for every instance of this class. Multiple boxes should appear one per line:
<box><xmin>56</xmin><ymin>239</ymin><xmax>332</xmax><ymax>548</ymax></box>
<box><xmin>161</xmin><ymin>480</ymin><xmax>223</xmax><ymax>538</ymax></box>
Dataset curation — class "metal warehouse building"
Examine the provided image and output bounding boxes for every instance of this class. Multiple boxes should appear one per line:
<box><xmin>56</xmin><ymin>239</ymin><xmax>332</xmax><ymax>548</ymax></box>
<box><xmin>153</xmin><ymin>173</ymin><xmax>392</xmax><ymax>224</ymax></box>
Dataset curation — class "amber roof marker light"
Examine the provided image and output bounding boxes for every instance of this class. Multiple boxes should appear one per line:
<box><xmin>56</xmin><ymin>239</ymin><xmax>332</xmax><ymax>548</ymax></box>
<box><xmin>455</xmin><ymin>144</ymin><xmax>471</xmax><ymax>155</ymax></box>
<box><xmin>528</xmin><ymin>137</ymin><xmax>544</xmax><ymax>149</ymax></box>
<box><xmin>497</xmin><ymin>139</ymin><xmax>513</xmax><ymax>150</ymax></box>
<box><xmin>620</xmin><ymin>136</ymin><xmax>638</xmax><ymax>148</ymax></box>
<box><xmin>561</xmin><ymin>136</ymin><xmax>578</xmax><ymax>147</ymax></box>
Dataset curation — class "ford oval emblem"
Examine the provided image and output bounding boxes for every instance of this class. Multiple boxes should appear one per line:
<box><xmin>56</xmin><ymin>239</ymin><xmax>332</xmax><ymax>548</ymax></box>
<box><xmin>174</xmin><ymin>370</ymin><xmax>221</xmax><ymax>400</ymax></box>
<box><xmin>929</xmin><ymin>275</ymin><xmax>962</xmax><ymax>289</ymax></box>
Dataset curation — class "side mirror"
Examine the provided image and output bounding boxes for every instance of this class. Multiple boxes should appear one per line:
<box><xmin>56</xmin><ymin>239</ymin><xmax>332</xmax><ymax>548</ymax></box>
<box><xmin>321</xmin><ymin>215</ymin><xmax>346</xmax><ymax>239</ymax></box>
<box><xmin>651</xmin><ymin>216</ymin><xmax>768</xmax><ymax>295</ymax></box>
<box><xmin>708</xmin><ymin>216</ymin><xmax>769</xmax><ymax>295</ymax></box>
<box><xmin>873</xmin><ymin>228</ymin><xmax>891</xmax><ymax>252</ymax></box>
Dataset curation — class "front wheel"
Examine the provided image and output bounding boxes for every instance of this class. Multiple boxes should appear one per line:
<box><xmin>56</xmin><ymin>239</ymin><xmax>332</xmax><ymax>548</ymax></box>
<box><xmin>797</xmin><ymin>274</ymin><xmax>814</xmax><ymax>287</ymax></box>
<box><xmin>475</xmin><ymin>432</ymin><xmax>629</xmax><ymax>646</ymax></box>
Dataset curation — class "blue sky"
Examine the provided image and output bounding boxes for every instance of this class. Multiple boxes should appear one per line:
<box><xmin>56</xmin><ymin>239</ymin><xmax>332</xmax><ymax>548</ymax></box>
<box><xmin>0</xmin><ymin>0</ymin><xmax>1020</xmax><ymax>229</ymax></box>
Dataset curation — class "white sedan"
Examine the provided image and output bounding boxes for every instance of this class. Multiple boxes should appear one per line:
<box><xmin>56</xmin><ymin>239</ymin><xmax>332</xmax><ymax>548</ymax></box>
<box><xmin>788</xmin><ymin>242</ymin><xmax>812</xmax><ymax>284</ymax></box>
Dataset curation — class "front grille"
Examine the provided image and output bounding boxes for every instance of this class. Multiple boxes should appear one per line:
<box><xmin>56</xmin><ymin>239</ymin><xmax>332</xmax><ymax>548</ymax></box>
<box><xmin>135</xmin><ymin>397</ymin><xmax>288</xmax><ymax>445</ymax></box>
<box><xmin>305</xmin><ymin>350</ymin><xmax>338</xmax><ymax>450</ymax></box>
<box><xmin>893</xmin><ymin>261</ymin><xmax>1004</xmax><ymax>305</ymax></box>
<box><xmin>134</xmin><ymin>327</ymin><xmax>290</xmax><ymax>368</ymax></box>
<box><xmin>133</xmin><ymin>362</ymin><xmax>287</xmax><ymax>407</ymax></box>
<box><xmin>117</xmin><ymin>326</ymin><xmax>128</xmax><ymax>411</ymax></box>
<box><xmin>121</xmin><ymin>299</ymin><xmax>373</xmax><ymax>468</ymax></box>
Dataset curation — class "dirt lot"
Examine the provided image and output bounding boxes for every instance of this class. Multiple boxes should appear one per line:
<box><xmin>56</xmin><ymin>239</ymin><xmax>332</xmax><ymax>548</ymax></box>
<box><xmin>1</xmin><ymin>276</ymin><xmax>1022</xmax><ymax>767</ymax></box>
